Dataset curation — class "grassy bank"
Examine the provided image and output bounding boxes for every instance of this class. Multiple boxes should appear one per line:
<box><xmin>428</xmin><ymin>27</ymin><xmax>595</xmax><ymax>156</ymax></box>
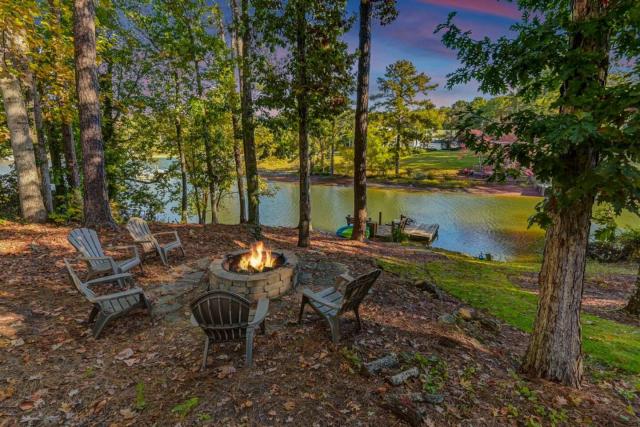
<box><xmin>379</xmin><ymin>251</ymin><xmax>640</xmax><ymax>375</ymax></box>
<box><xmin>260</xmin><ymin>150</ymin><xmax>483</xmax><ymax>189</ymax></box>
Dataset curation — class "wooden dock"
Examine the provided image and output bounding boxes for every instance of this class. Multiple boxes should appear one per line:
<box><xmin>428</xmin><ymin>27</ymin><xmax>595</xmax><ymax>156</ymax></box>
<box><xmin>374</xmin><ymin>221</ymin><xmax>439</xmax><ymax>244</ymax></box>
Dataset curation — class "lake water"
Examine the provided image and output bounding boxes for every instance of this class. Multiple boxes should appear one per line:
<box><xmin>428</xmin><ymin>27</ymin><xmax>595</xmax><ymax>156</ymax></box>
<box><xmin>3</xmin><ymin>158</ymin><xmax>638</xmax><ymax>261</ymax></box>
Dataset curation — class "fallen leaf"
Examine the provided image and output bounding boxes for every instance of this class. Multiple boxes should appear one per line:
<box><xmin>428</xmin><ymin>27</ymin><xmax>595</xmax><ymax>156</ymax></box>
<box><xmin>116</xmin><ymin>348</ymin><xmax>134</xmax><ymax>360</ymax></box>
<box><xmin>92</xmin><ymin>398</ymin><xmax>108</xmax><ymax>415</ymax></box>
<box><xmin>120</xmin><ymin>408</ymin><xmax>137</xmax><ymax>419</ymax></box>
<box><xmin>11</xmin><ymin>338</ymin><xmax>24</xmax><ymax>347</ymax></box>
<box><xmin>283</xmin><ymin>401</ymin><xmax>295</xmax><ymax>411</ymax></box>
<box><xmin>123</xmin><ymin>358</ymin><xmax>139</xmax><ymax>367</ymax></box>
<box><xmin>268</xmin><ymin>410</ymin><xmax>277</xmax><ymax>416</ymax></box>
<box><xmin>0</xmin><ymin>386</ymin><xmax>14</xmax><ymax>401</ymax></box>
<box><xmin>217</xmin><ymin>365</ymin><xmax>236</xmax><ymax>379</ymax></box>
<box><xmin>19</xmin><ymin>400</ymin><xmax>34</xmax><ymax>411</ymax></box>
<box><xmin>555</xmin><ymin>396</ymin><xmax>568</xmax><ymax>407</ymax></box>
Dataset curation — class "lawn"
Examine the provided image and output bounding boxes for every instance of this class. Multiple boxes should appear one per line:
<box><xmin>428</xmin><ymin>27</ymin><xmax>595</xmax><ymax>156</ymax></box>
<box><xmin>260</xmin><ymin>149</ymin><xmax>482</xmax><ymax>189</ymax></box>
<box><xmin>378</xmin><ymin>251</ymin><xmax>640</xmax><ymax>375</ymax></box>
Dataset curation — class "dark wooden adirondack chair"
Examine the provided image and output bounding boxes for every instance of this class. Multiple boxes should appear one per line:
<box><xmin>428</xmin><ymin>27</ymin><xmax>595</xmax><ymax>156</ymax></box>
<box><xmin>190</xmin><ymin>291</ymin><xmax>269</xmax><ymax>369</ymax></box>
<box><xmin>64</xmin><ymin>258</ymin><xmax>151</xmax><ymax>338</ymax></box>
<box><xmin>298</xmin><ymin>269</ymin><xmax>382</xmax><ymax>343</ymax></box>
<box><xmin>68</xmin><ymin>228</ymin><xmax>142</xmax><ymax>279</ymax></box>
<box><xmin>126</xmin><ymin>217</ymin><xmax>185</xmax><ymax>266</ymax></box>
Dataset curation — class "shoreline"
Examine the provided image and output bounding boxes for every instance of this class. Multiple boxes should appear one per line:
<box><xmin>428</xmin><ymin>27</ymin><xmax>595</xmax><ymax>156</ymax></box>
<box><xmin>260</xmin><ymin>170</ymin><xmax>544</xmax><ymax>197</ymax></box>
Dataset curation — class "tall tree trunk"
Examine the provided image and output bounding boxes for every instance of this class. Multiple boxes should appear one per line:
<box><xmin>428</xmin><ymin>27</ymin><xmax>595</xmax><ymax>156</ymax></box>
<box><xmin>0</xmin><ymin>75</ymin><xmax>48</xmax><ymax>222</ymax></box>
<box><xmin>220</xmin><ymin>8</ymin><xmax>248</xmax><ymax>224</ymax></box>
<box><xmin>352</xmin><ymin>0</ymin><xmax>372</xmax><ymax>241</ymax></box>
<box><xmin>61</xmin><ymin>121</ymin><xmax>81</xmax><ymax>192</ymax></box>
<box><xmin>330</xmin><ymin>116</ymin><xmax>336</xmax><ymax>176</ymax></box>
<box><xmin>29</xmin><ymin>78</ymin><xmax>54</xmax><ymax>214</ymax></box>
<box><xmin>238</xmin><ymin>0</ymin><xmax>260</xmax><ymax>230</ymax></box>
<box><xmin>46</xmin><ymin>121</ymin><xmax>67</xmax><ymax>201</ymax></box>
<box><xmin>521</xmin><ymin>0</ymin><xmax>610</xmax><ymax>388</ymax></box>
<box><xmin>624</xmin><ymin>265</ymin><xmax>640</xmax><ymax>315</ymax></box>
<box><xmin>175</xmin><ymin>117</ymin><xmax>188</xmax><ymax>224</ymax></box>
<box><xmin>73</xmin><ymin>0</ymin><xmax>115</xmax><ymax>228</ymax></box>
<box><xmin>295</xmin><ymin>1</ymin><xmax>311</xmax><ymax>247</ymax></box>
<box><xmin>394</xmin><ymin>130</ymin><xmax>401</xmax><ymax>177</ymax></box>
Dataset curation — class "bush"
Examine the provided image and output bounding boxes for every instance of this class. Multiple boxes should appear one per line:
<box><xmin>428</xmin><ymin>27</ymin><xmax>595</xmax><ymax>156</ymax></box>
<box><xmin>0</xmin><ymin>170</ymin><xmax>20</xmax><ymax>220</ymax></box>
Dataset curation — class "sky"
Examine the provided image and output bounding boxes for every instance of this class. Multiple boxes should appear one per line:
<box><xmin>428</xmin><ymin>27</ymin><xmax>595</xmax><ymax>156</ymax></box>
<box><xmin>344</xmin><ymin>0</ymin><xmax>522</xmax><ymax>107</ymax></box>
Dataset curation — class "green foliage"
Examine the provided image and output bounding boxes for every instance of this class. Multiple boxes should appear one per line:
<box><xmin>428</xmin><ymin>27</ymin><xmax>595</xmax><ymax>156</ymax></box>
<box><xmin>593</xmin><ymin>203</ymin><xmax>618</xmax><ymax>243</ymax></box>
<box><xmin>171</xmin><ymin>397</ymin><xmax>200</xmax><ymax>417</ymax></box>
<box><xmin>0</xmin><ymin>168</ymin><xmax>20</xmax><ymax>220</ymax></box>
<box><xmin>438</xmin><ymin>2</ymin><xmax>640</xmax><ymax>225</ymax></box>
<box><xmin>135</xmin><ymin>382</ymin><xmax>146</xmax><ymax>411</ymax></box>
<box><xmin>49</xmin><ymin>192</ymin><xmax>83</xmax><ymax>225</ymax></box>
<box><xmin>340</xmin><ymin>346</ymin><xmax>362</xmax><ymax>372</ymax></box>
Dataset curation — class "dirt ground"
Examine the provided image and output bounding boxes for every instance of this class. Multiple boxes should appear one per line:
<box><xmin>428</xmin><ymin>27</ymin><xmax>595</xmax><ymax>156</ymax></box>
<box><xmin>1</xmin><ymin>221</ymin><xmax>638</xmax><ymax>426</ymax></box>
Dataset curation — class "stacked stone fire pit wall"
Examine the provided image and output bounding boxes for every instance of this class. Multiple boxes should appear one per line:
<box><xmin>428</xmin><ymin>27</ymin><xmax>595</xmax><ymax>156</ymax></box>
<box><xmin>208</xmin><ymin>249</ymin><xmax>298</xmax><ymax>302</ymax></box>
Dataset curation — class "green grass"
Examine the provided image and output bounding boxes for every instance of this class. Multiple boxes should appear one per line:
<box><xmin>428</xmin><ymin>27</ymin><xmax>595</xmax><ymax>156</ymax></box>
<box><xmin>260</xmin><ymin>150</ymin><xmax>482</xmax><ymax>189</ymax></box>
<box><xmin>378</xmin><ymin>252</ymin><xmax>640</xmax><ymax>374</ymax></box>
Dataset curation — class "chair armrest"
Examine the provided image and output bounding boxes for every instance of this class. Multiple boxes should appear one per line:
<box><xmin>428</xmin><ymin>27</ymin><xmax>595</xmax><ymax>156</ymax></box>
<box><xmin>302</xmin><ymin>288</ymin><xmax>342</xmax><ymax>310</ymax></box>
<box><xmin>153</xmin><ymin>231</ymin><xmax>179</xmax><ymax>239</ymax></box>
<box><xmin>335</xmin><ymin>273</ymin><xmax>355</xmax><ymax>288</ymax></box>
<box><xmin>86</xmin><ymin>273</ymin><xmax>133</xmax><ymax>286</ymax></box>
<box><xmin>248</xmin><ymin>298</ymin><xmax>269</xmax><ymax>328</ymax></box>
<box><xmin>78</xmin><ymin>255</ymin><xmax>118</xmax><ymax>272</ymax></box>
<box><xmin>92</xmin><ymin>287</ymin><xmax>144</xmax><ymax>302</ymax></box>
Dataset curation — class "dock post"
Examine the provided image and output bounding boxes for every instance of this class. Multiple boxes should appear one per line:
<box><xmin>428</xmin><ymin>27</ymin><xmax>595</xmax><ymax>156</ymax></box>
<box><xmin>378</xmin><ymin>211</ymin><xmax>382</xmax><ymax>225</ymax></box>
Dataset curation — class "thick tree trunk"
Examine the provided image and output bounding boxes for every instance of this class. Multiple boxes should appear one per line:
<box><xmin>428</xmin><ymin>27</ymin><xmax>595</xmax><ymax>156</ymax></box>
<box><xmin>296</xmin><ymin>2</ymin><xmax>311</xmax><ymax>247</ymax></box>
<box><xmin>73</xmin><ymin>0</ymin><xmax>115</xmax><ymax>228</ymax></box>
<box><xmin>29</xmin><ymin>79</ymin><xmax>54</xmax><ymax>214</ymax></box>
<box><xmin>61</xmin><ymin>121</ymin><xmax>81</xmax><ymax>192</ymax></box>
<box><xmin>0</xmin><ymin>75</ymin><xmax>48</xmax><ymax>222</ymax></box>
<box><xmin>239</xmin><ymin>0</ymin><xmax>260</xmax><ymax>230</ymax></box>
<box><xmin>521</xmin><ymin>197</ymin><xmax>594</xmax><ymax>387</ymax></box>
<box><xmin>521</xmin><ymin>0</ymin><xmax>610</xmax><ymax>388</ymax></box>
<box><xmin>624</xmin><ymin>265</ymin><xmax>640</xmax><ymax>315</ymax></box>
<box><xmin>352</xmin><ymin>0</ymin><xmax>372</xmax><ymax>241</ymax></box>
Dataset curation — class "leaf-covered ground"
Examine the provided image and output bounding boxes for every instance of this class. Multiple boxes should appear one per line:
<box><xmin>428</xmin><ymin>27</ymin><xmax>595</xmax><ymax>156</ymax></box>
<box><xmin>1</xmin><ymin>221</ymin><xmax>639</xmax><ymax>426</ymax></box>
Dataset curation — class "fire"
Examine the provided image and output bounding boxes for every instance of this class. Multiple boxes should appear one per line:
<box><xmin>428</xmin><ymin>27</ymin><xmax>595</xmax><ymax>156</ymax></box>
<box><xmin>238</xmin><ymin>241</ymin><xmax>274</xmax><ymax>272</ymax></box>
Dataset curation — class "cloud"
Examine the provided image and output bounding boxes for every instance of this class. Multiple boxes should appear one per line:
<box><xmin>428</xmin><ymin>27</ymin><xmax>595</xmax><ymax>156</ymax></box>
<box><xmin>417</xmin><ymin>0</ymin><xmax>521</xmax><ymax>19</ymax></box>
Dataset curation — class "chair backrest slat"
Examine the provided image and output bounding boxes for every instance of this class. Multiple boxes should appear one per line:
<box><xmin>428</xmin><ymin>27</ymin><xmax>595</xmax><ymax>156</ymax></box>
<box><xmin>191</xmin><ymin>291</ymin><xmax>251</xmax><ymax>342</ymax></box>
<box><xmin>68</xmin><ymin>229</ymin><xmax>110</xmax><ymax>270</ymax></box>
<box><xmin>126</xmin><ymin>218</ymin><xmax>157</xmax><ymax>253</ymax></box>
<box><xmin>340</xmin><ymin>269</ymin><xmax>382</xmax><ymax>314</ymax></box>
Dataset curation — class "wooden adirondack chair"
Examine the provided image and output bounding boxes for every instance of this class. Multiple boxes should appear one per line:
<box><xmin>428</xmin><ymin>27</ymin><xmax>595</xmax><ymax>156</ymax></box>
<box><xmin>190</xmin><ymin>291</ymin><xmax>269</xmax><ymax>369</ymax></box>
<box><xmin>64</xmin><ymin>258</ymin><xmax>151</xmax><ymax>338</ymax></box>
<box><xmin>126</xmin><ymin>217</ymin><xmax>185</xmax><ymax>266</ymax></box>
<box><xmin>68</xmin><ymin>228</ymin><xmax>142</xmax><ymax>279</ymax></box>
<box><xmin>298</xmin><ymin>269</ymin><xmax>382</xmax><ymax>343</ymax></box>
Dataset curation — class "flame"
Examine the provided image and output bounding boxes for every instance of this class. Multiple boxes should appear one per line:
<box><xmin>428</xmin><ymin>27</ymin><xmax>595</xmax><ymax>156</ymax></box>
<box><xmin>238</xmin><ymin>241</ymin><xmax>275</xmax><ymax>272</ymax></box>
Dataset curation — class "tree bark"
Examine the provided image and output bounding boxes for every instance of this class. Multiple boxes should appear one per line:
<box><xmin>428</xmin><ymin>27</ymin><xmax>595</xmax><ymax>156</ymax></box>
<box><xmin>352</xmin><ymin>0</ymin><xmax>372</xmax><ymax>241</ymax></box>
<box><xmin>239</xmin><ymin>0</ymin><xmax>261</xmax><ymax>230</ymax></box>
<box><xmin>73</xmin><ymin>0</ymin><xmax>115</xmax><ymax>228</ymax></box>
<box><xmin>223</xmin><ymin>6</ymin><xmax>248</xmax><ymax>224</ymax></box>
<box><xmin>295</xmin><ymin>1</ymin><xmax>311</xmax><ymax>247</ymax></box>
<box><xmin>175</xmin><ymin>117</ymin><xmax>188</xmax><ymax>224</ymax></box>
<box><xmin>394</xmin><ymin>130</ymin><xmax>401</xmax><ymax>177</ymax></box>
<box><xmin>29</xmin><ymin>78</ymin><xmax>54</xmax><ymax>214</ymax></box>
<box><xmin>624</xmin><ymin>264</ymin><xmax>640</xmax><ymax>315</ymax></box>
<box><xmin>521</xmin><ymin>0</ymin><xmax>610</xmax><ymax>388</ymax></box>
<box><xmin>0</xmin><ymin>74</ymin><xmax>48</xmax><ymax>222</ymax></box>
<box><xmin>61</xmin><ymin>121</ymin><xmax>81</xmax><ymax>192</ymax></box>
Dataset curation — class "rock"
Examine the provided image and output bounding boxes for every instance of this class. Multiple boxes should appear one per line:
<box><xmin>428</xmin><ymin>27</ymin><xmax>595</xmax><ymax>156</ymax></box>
<box><xmin>364</xmin><ymin>353</ymin><xmax>399</xmax><ymax>375</ymax></box>
<box><xmin>457</xmin><ymin>307</ymin><xmax>476</xmax><ymax>321</ymax></box>
<box><xmin>437</xmin><ymin>314</ymin><xmax>457</xmax><ymax>324</ymax></box>
<box><xmin>389</xmin><ymin>367</ymin><xmax>420</xmax><ymax>386</ymax></box>
<box><xmin>380</xmin><ymin>394</ymin><xmax>427</xmax><ymax>427</ymax></box>
<box><xmin>407</xmin><ymin>392</ymin><xmax>444</xmax><ymax>405</ymax></box>
<box><xmin>414</xmin><ymin>280</ymin><xmax>444</xmax><ymax>300</ymax></box>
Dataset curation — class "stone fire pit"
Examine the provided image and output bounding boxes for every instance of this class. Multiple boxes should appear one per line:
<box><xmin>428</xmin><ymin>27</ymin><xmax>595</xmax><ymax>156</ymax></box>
<box><xmin>208</xmin><ymin>249</ymin><xmax>299</xmax><ymax>302</ymax></box>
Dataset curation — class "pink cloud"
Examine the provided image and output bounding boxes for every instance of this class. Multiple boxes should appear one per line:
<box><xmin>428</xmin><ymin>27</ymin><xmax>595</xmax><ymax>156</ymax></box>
<box><xmin>417</xmin><ymin>0</ymin><xmax>521</xmax><ymax>19</ymax></box>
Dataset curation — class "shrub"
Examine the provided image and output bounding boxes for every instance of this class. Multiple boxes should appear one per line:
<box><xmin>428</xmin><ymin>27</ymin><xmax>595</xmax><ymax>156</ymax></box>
<box><xmin>0</xmin><ymin>170</ymin><xmax>20</xmax><ymax>220</ymax></box>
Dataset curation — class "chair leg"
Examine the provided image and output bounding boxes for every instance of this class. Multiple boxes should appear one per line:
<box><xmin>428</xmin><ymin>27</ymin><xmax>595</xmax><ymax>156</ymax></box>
<box><xmin>180</xmin><ymin>245</ymin><xmax>186</xmax><ymax>258</ymax></box>
<box><xmin>298</xmin><ymin>295</ymin><xmax>309</xmax><ymax>324</ymax></box>
<box><xmin>260</xmin><ymin>320</ymin><xmax>266</xmax><ymax>335</ymax></box>
<box><xmin>245</xmin><ymin>329</ymin><xmax>255</xmax><ymax>367</ymax></box>
<box><xmin>139</xmin><ymin>262</ymin><xmax>145</xmax><ymax>274</ymax></box>
<box><xmin>328</xmin><ymin>317</ymin><xmax>340</xmax><ymax>343</ymax></box>
<box><xmin>159</xmin><ymin>249</ymin><xmax>169</xmax><ymax>266</ymax></box>
<box><xmin>354</xmin><ymin>308</ymin><xmax>362</xmax><ymax>331</ymax></box>
<box><xmin>201</xmin><ymin>337</ymin><xmax>210</xmax><ymax>371</ymax></box>
<box><xmin>88</xmin><ymin>305</ymin><xmax>99</xmax><ymax>324</ymax></box>
<box><xmin>92</xmin><ymin>312</ymin><xmax>111</xmax><ymax>338</ymax></box>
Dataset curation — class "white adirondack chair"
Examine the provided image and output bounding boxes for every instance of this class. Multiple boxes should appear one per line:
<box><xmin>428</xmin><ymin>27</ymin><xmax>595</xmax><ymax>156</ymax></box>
<box><xmin>126</xmin><ymin>217</ymin><xmax>185</xmax><ymax>266</ymax></box>
<box><xmin>68</xmin><ymin>228</ymin><xmax>142</xmax><ymax>279</ymax></box>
